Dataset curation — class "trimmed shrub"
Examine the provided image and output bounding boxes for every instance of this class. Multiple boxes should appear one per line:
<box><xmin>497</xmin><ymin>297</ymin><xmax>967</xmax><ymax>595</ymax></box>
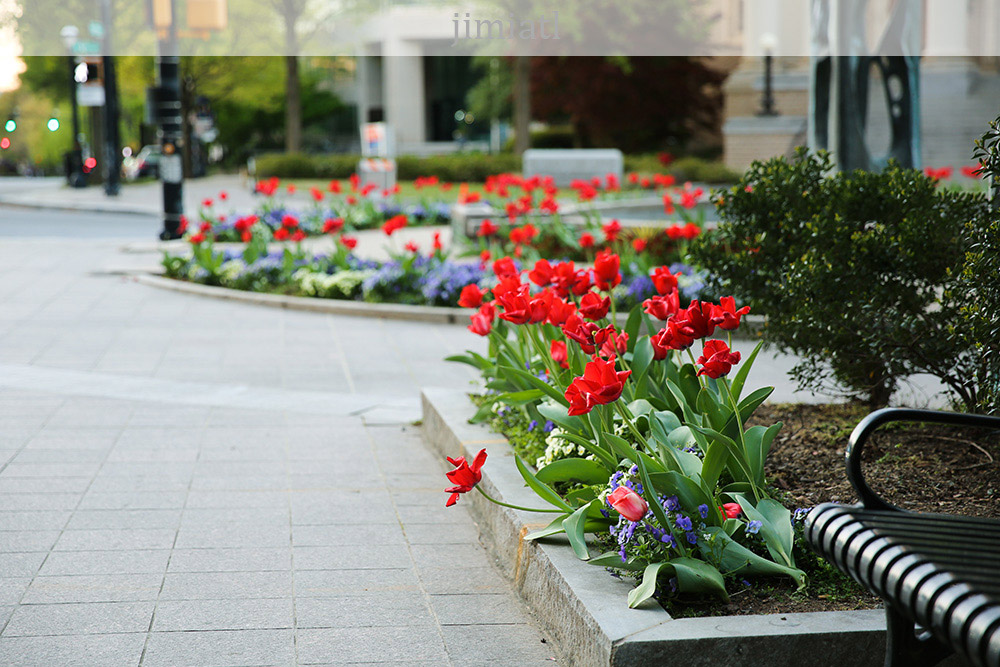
<box><xmin>255</xmin><ymin>152</ymin><xmax>520</xmax><ymax>182</ymax></box>
<box><xmin>690</xmin><ymin>148</ymin><xmax>991</xmax><ymax>407</ymax></box>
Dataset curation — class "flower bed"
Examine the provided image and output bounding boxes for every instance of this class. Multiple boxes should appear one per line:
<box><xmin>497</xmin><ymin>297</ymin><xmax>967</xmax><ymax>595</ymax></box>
<box><xmin>442</xmin><ymin>249</ymin><xmax>860</xmax><ymax>612</ymax></box>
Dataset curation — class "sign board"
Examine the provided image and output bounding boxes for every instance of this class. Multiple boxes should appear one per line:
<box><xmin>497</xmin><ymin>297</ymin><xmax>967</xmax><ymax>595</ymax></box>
<box><xmin>77</xmin><ymin>85</ymin><xmax>106</xmax><ymax>107</ymax></box>
<box><xmin>361</xmin><ymin>122</ymin><xmax>393</xmax><ymax>157</ymax></box>
<box><xmin>71</xmin><ymin>40</ymin><xmax>101</xmax><ymax>55</ymax></box>
<box><xmin>160</xmin><ymin>154</ymin><xmax>183</xmax><ymax>184</ymax></box>
<box><xmin>88</xmin><ymin>21</ymin><xmax>104</xmax><ymax>39</ymax></box>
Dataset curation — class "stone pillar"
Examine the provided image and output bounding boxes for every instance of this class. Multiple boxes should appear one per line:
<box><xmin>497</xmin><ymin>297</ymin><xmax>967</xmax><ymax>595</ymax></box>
<box><xmin>356</xmin><ymin>50</ymin><xmax>371</xmax><ymax>127</ymax></box>
<box><xmin>383</xmin><ymin>40</ymin><xmax>426</xmax><ymax>149</ymax></box>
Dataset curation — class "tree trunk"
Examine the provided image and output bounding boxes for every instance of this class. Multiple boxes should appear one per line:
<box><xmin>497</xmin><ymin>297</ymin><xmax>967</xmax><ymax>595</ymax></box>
<box><xmin>513</xmin><ymin>56</ymin><xmax>531</xmax><ymax>156</ymax></box>
<box><xmin>285</xmin><ymin>55</ymin><xmax>302</xmax><ymax>154</ymax></box>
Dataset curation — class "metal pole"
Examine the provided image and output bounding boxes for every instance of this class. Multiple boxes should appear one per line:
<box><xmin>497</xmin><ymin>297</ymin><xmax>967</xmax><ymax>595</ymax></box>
<box><xmin>100</xmin><ymin>0</ymin><xmax>121</xmax><ymax>196</ymax></box>
<box><xmin>157</xmin><ymin>0</ymin><xmax>184</xmax><ymax>240</ymax></box>
<box><xmin>67</xmin><ymin>55</ymin><xmax>86</xmax><ymax>188</ymax></box>
<box><xmin>759</xmin><ymin>54</ymin><xmax>778</xmax><ymax>117</ymax></box>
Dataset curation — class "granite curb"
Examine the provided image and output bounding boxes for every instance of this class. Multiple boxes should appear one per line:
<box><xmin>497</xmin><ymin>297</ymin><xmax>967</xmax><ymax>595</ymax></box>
<box><xmin>134</xmin><ymin>274</ymin><xmax>468</xmax><ymax>324</ymax></box>
<box><xmin>420</xmin><ymin>386</ymin><xmax>888</xmax><ymax>667</ymax></box>
<box><xmin>131</xmin><ymin>273</ymin><xmax>767</xmax><ymax>337</ymax></box>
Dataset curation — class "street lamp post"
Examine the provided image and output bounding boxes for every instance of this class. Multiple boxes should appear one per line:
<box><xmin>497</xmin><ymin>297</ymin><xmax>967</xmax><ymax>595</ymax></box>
<box><xmin>59</xmin><ymin>25</ymin><xmax>86</xmax><ymax>188</ymax></box>
<box><xmin>757</xmin><ymin>32</ymin><xmax>779</xmax><ymax>117</ymax></box>
<box><xmin>99</xmin><ymin>0</ymin><xmax>121</xmax><ymax>196</ymax></box>
<box><xmin>154</xmin><ymin>0</ymin><xmax>185</xmax><ymax>240</ymax></box>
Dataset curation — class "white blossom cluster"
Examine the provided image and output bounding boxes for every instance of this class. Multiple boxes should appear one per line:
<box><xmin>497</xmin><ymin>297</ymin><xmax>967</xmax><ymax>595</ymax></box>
<box><xmin>292</xmin><ymin>269</ymin><xmax>372</xmax><ymax>299</ymax></box>
<box><xmin>535</xmin><ymin>427</ymin><xmax>591</xmax><ymax>469</ymax></box>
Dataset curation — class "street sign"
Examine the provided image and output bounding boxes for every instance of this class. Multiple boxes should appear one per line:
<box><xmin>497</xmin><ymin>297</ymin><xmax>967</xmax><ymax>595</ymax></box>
<box><xmin>77</xmin><ymin>85</ymin><xmax>105</xmax><ymax>107</ymax></box>
<box><xmin>71</xmin><ymin>41</ymin><xmax>101</xmax><ymax>55</ymax></box>
<box><xmin>88</xmin><ymin>21</ymin><xmax>104</xmax><ymax>39</ymax></box>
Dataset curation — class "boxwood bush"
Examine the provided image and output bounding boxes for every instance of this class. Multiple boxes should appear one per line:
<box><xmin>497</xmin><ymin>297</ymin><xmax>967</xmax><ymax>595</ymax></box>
<box><xmin>691</xmin><ymin>148</ymin><xmax>991</xmax><ymax>408</ymax></box>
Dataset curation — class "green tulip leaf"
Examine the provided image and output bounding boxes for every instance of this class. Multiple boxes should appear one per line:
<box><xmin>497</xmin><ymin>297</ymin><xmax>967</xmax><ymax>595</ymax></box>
<box><xmin>514</xmin><ymin>456</ymin><xmax>572</xmax><ymax>512</ymax></box>
<box><xmin>563</xmin><ymin>501</ymin><xmax>594</xmax><ymax>560</ymax></box>
<box><xmin>628</xmin><ymin>562</ymin><xmax>672</xmax><ymax>608</ymax></box>
<box><xmin>733</xmin><ymin>494</ymin><xmax>795</xmax><ymax>568</ymax></box>
<box><xmin>504</xmin><ymin>367</ymin><xmax>570</xmax><ymax>407</ymax></box>
<box><xmin>537</xmin><ymin>402</ymin><xmax>588</xmax><ymax>436</ymax></box>
<box><xmin>729</xmin><ymin>339</ymin><xmax>764</xmax><ymax>402</ymax></box>
<box><xmin>536</xmin><ymin>458</ymin><xmax>611</xmax><ymax>486</ymax></box>
<box><xmin>524</xmin><ymin>514</ymin><xmax>567</xmax><ymax>541</ymax></box>
<box><xmin>704</xmin><ymin>527</ymin><xmax>806</xmax><ymax>590</ymax></box>
<box><xmin>590</xmin><ymin>552</ymin><xmax>646</xmax><ymax>572</ymax></box>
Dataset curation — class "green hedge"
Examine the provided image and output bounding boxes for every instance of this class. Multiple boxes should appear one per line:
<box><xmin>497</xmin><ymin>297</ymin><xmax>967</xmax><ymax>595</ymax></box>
<box><xmin>255</xmin><ymin>151</ymin><xmax>738</xmax><ymax>184</ymax></box>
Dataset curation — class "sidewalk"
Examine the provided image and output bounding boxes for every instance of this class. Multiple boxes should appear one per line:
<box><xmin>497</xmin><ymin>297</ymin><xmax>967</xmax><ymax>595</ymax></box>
<box><xmin>0</xmin><ymin>234</ymin><xmax>557</xmax><ymax>666</ymax></box>
<box><xmin>0</xmin><ymin>174</ymin><xmax>286</xmax><ymax>217</ymax></box>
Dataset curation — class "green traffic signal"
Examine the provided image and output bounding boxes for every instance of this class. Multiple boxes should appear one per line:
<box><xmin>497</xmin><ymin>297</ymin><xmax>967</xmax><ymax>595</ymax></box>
<box><xmin>4</xmin><ymin>119</ymin><xmax>15</xmax><ymax>132</ymax></box>
<box><xmin>47</xmin><ymin>118</ymin><xmax>60</xmax><ymax>132</ymax></box>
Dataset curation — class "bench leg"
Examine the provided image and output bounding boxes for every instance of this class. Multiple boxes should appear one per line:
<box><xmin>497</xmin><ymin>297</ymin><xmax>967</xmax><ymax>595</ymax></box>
<box><xmin>884</xmin><ymin>604</ymin><xmax>954</xmax><ymax>667</ymax></box>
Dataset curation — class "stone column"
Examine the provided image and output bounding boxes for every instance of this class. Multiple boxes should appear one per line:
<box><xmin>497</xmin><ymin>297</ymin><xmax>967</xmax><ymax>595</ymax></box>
<box><xmin>383</xmin><ymin>39</ymin><xmax>426</xmax><ymax>150</ymax></box>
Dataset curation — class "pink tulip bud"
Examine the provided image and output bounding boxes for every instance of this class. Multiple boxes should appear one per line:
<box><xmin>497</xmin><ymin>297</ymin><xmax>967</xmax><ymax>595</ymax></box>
<box><xmin>608</xmin><ymin>486</ymin><xmax>648</xmax><ymax>522</ymax></box>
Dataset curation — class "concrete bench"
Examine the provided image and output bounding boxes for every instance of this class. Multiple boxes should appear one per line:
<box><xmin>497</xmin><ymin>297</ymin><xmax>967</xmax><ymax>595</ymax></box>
<box><xmin>804</xmin><ymin>408</ymin><xmax>1000</xmax><ymax>667</ymax></box>
<box><xmin>523</xmin><ymin>148</ymin><xmax>623</xmax><ymax>187</ymax></box>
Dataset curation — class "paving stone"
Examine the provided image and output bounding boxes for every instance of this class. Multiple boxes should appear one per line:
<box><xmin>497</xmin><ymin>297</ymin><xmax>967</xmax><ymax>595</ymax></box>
<box><xmin>0</xmin><ymin>577</ymin><xmax>31</xmax><ymax>605</ymax></box>
<box><xmin>180</xmin><ymin>506</ymin><xmax>290</xmax><ymax>527</ymax></box>
<box><xmin>52</xmin><ymin>528</ymin><xmax>176</xmax><ymax>551</ymax></box>
<box><xmin>0</xmin><ymin>632</ymin><xmax>146</xmax><ymax>667</ymax></box>
<box><xmin>189</xmin><ymin>475</ymin><xmax>289</xmax><ymax>491</ymax></box>
<box><xmin>160</xmin><ymin>571</ymin><xmax>293</xmax><ymax>600</ymax></box>
<box><xmin>184</xmin><ymin>490</ymin><xmax>289</xmax><ymax>509</ymax></box>
<box><xmin>0</xmin><ymin>552</ymin><xmax>47</xmax><ymax>578</ymax></box>
<box><xmin>167</xmin><ymin>548</ymin><xmax>292</xmax><ymax>573</ymax></box>
<box><xmin>0</xmin><ymin>477</ymin><xmax>92</xmax><ymax>494</ymax></box>
<box><xmin>429</xmin><ymin>593</ymin><xmax>532</xmax><ymax>626</ymax></box>
<box><xmin>409</xmin><ymin>543</ymin><xmax>488</xmax><ymax>569</ymax></box>
<box><xmin>295</xmin><ymin>593</ymin><xmax>435</xmax><ymax>629</ymax></box>
<box><xmin>0</xmin><ymin>463</ymin><xmax>102</xmax><ymax>478</ymax></box>
<box><xmin>0</xmin><ymin>493</ymin><xmax>83</xmax><ymax>511</ymax></box>
<box><xmin>402</xmin><ymin>522</ymin><xmax>480</xmax><ymax>545</ymax></box>
<box><xmin>77</xmin><ymin>491</ymin><xmax>188</xmax><ymax>510</ymax></box>
<box><xmin>153</xmin><ymin>597</ymin><xmax>294</xmax><ymax>631</ymax></box>
<box><xmin>440</xmin><ymin>623</ymin><xmax>555</xmax><ymax>664</ymax></box>
<box><xmin>21</xmin><ymin>574</ymin><xmax>162</xmax><ymax>603</ymax></box>
<box><xmin>3</xmin><ymin>601</ymin><xmax>155</xmax><ymax>636</ymax></box>
<box><xmin>417</xmin><ymin>566</ymin><xmax>511</xmax><ymax>596</ymax></box>
<box><xmin>294</xmin><ymin>568</ymin><xmax>421</xmax><ymax>598</ymax></box>
<box><xmin>293</xmin><ymin>544</ymin><xmax>412</xmax><ymax>571</ymax></box>
<box><xmin>0</xmin><ymin>511</ymin><xmax>70</xmax><ymax>531</ymax></box>
<box><xmin>0</xmin><ymin>531</ymin><xmax>60</xmax><ymax>553</ymax></box>
<box><xmin>297</xmin><ymin>626</ymin><xmax>449</xmax><ymax>664</ymax></box>
<box><xmin>174</xmin><ymin>525</ymin><xmax>290</xmax><ymax>549</ymax></box>
<box><xmin>39</xmin><ymin>549</ymin><xmax>170</xmax><ymax>576</ymax></box>
<box><xmin>291</xmin><ymin>523</ymin><xmax>406</xmax><ymax>547</ymax></box>
<box><xmin>64</xmin><ymin>509</ymin><xmax>182</xmax><ymax>531</ymax></box>
<box><xmin>140</xmin><ymin>628</ymin><xmax>296</xmax><ymax>667</ymax></box>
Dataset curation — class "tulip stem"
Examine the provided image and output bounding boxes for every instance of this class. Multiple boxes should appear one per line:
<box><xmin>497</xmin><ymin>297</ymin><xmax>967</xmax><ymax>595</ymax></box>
<box><xmin>476</xmin><ymin>486</ymin><xmax>565</xmax><ymax>513</ymax></box>
<box><xmin>721</xmin><ymin>378</ymin><xmax>760</xmax><ymax>504</ymax></box>
<box><xmin>614</xmin><ymin>400</ymin><xmax>647</xmax><ymax>446</ymax></box>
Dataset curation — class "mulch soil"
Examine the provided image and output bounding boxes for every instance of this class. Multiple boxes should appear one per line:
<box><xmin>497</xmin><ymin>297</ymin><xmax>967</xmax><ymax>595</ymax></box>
<box><xmin>668</xmin><ymin>402</ymin><xmax>1000</xmax><ymax>617</ymax></box>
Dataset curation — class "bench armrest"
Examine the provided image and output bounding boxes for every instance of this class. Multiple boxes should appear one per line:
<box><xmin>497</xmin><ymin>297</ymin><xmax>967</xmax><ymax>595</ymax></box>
<box><xmin>847</xmin><ymin>407</ymin><xmax>1000</xmax><ymax>511</ymax></box>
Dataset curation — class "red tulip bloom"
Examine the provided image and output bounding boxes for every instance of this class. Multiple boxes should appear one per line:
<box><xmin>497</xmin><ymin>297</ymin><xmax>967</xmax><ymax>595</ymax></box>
<box><xmin>651</xmin><ymin>319</ymin><xmax>696</xmax><ymax>352</ymax></box>
<box><xmin>632</xmin><ymin>238</ymin><xmax>647</xmax><ymax>253</ymax></box>
<box><xmin>199</xmin><ymin>221</ymin><xmax>212</xmax><ymax>233</ymax></box>
<box><xmin>529</xmin><ymin>259</ymin><xmax>554</xmax><ymax>287</ymax></box>
<box><xmin>651</xmin><ymin>267</ymin><xmax>680</xmax><ymax>295</ymax></box>
<box><xmin>445</xmin><ymin>448</ymin><xmax>487</xmax><ymax>506</ymax></box>
<box><xmin>188</xmin><ymin>232</ymin><xmax>205</xmax><ymax>244</ymax></box>
<box><xmin>682</xmin><ymin>223</ymin><xmax>701</xmax><ymax>240</ymax></box>
<box><xmin>287</xmin><ymin>184</ymin><xmax>297</xmax><ymax>194</ymax></box>
<box><xmin>546</xmin><ymin>298</ymin><xmax>577</xmax><ymax>327</ymax></box>
<box><xmin>328</xmin><ymin>180</ymin><xmax>342</xmax><ymax>193</ymax></box>
<box><xmin>493</xmin><ymin>257</ymin><xmax>519</xmax><ymax>280</ymax></box>
<box><xmin>571</xmin><ymin>270</ymin><xmax>593</xmax><ymax>296</ymax></box>
<box><xmin>711</xmin><ymin>296</ymin><xmax>751</xmax><ymax>331</ymax></box>
<box><xmin>458</xmin><ymin>284</ymin><xmax>484</xmax><ymax>309</ymax></box>
<box><xmin>310</xmin><ymin>186</ymin><xmax>324</xmax><ymax>202</ymax></box>
<box><xmin>291</xmin><ymin>229</ymin><xmax>307</xmax><ymax>242</ymax></box>
<box><xmin>281</xmin><ymin>214</ymin><xmax>299</xmax><ymax>229</ymax></box>
<box><xmin>593</xmin><ymin>250</ymin><xmax>621</xmax><ymax>291</ymax></box>
<box><xmin>696</xmin><ymin>339</ymin><xmax>742</xmax><ymax>379</ymax></box>
<box><xmin>550</xmin><ymin>340</ymin><xmax>569</xmax><ymax>369</ymax></box>
<box><xmin>596</xmin><ymin>328</ymin><xmax>628</xmax><ymax>359</ymax></box>
<box><xmin>382</xmin><ymin>214</ymin><xmax>407</xmax><ymax>236</ymax></box>
<box><xmin>663</xmin><ymin>195</ymin><xmax>675</xmax><ymax>215</ymax></box>
<box><xmin>675</xmin><ymin>300</ymin><xmax>717</xmax><ymax>339</ymax></box>
<box><xmin>404</xmin><ymin>241</ymin><xmax>420</xmax><ymax>253</ymax></box>
<box><xmin>961</xmin><ymin>165</ymin><xmax>982</xmax><ymax>179</ymax></box>
<box><xmin>323</xmin><ymin>218</ymin><xmax>345</xmax><ymax>234</ymax></box>
<box><xmin>720</xmin><ymin>502</ymin><xmax>742</xmax><ymax>519</ymax></box>
<box><xmin>608</xmin><ymin>486</ymin><xmax>648</xmax><ymax>522</ymax></box>
<box><xmin>346</xmin><ymin>195</ymin><xmax>357</xmax><ymax>205</ymax></box>
<box><xmin>666</xmin><ymin>224</ymin><xmax>683</xmax><ymax>240</ymax></box>
<box><xmin>563</xmin><ymin>315</ymin><xmax>600</xmax><ymax>354</ymax></box>
<box><xmin>340</xmin><ymin>235</ymin><xmax>358</xmax><ymax>250</ymax></box>
<box><xmin>579</xmin><ymin>232</ymin><xmax>595</xmax><ymax>249</ymax></box>
<box><xmin>579</xmin><ymin>292</ymin><xmax>611</xmax><ymax>321</ymax></box>
<box><xmin>273</xmin><ymin>227</ymin><xmax>290</xmax><ymax>241</ymax></box>
<box><xmin>649</xmin><ymin>328</ymin><xmax>670</xmax><ymax>360</ymax></box>
<box><xmin>602</xmin><ymin>219</ymin><xmax>622</xmax><ymax>243</ymax></box>
<box><xmin>565</xmin><ymin>357</ymin><xmax>632</xmax><ymax>416</ymax></box>
<box><xmin>202</xmin><ymin>198</ymin><xmax>213</xmax><ymax>208</ymax></box>
<box><xmin>477</xmin><ymin>219</ymin><xmax>499</xmax><ymax>237</ymax></box>
<box><xmin>643</xmin><ymin>292</ymin><xmax>679</xmax><ymax>321</ymax></box>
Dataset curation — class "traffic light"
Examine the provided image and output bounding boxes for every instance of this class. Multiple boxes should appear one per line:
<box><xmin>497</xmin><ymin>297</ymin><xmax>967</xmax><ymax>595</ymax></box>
<box><xmin>47</xmin><ymin>118</ymin><xmax>60</xmax><ymax>132</ymax></box>
<box><xmin>1</xmin><ymin>137</ymin><xmax>10</xmax><ymax>150</ymax></box>
<box><xmin>4</xmin><ymin>118</ymin><xmax>15</xmax><ymax>132</ymax></box>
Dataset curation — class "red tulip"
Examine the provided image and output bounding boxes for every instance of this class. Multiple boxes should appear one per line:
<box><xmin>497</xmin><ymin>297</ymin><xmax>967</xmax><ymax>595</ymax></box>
<box><xmin>281</xmin><ymin>215</ymin><xmax>299</xmax><ymax>229</ymax></box>
<box><xmin>404</xmin><ymin>241</ymin><xmax>419</xmax><ymax>253</ymax></box>
<box><xmin>550</xmin><ymin>340</ymin><xmax>569</xmax><ymax>369</ymax></box>
<box><xmin>562</xmin><ymin>315</ymin><xmax>600</xmax><ymax>355</ymax></box>
<box><xmin>219</xmin><ymin>191</ymin><xmax>228</xmax><ymax>201</ymax></box>
<box><xmin>675</xmin><ymin>300</ymin><xmax>717</xmax><ymax>340</ymax></box>
<box><xmin>579</xmin><ymin>233</ymin><xmax>595</xmax><ymax>249</ymax></box>
<box><xmin>711</xmin><ymin>296</ymin><xmax>751</xmax><ymax>331</ymax></box>
<box><xmin>696</xmin><ymin>339</ymin><xmax>742</xmax><ymax>379</ymax></box>
<box><xmin>188</xmin><ymin>232</ymin><xmax>205</xmax><ymax>244</ymax></box>
<box><xmin>564</xmin><ymin>357</ymin><xmax>631</xmax><ymax>416</ymax></box>
<box><xmin>291</xmin><ymin>229</ymin><xmax>306</xmax><ymax>242</ymax></box>
<box><xmin>579</xmin><ymin>292</ymin><xmax>611</xmax><ymax>321</ymax></box>
<box><xmin>632</xmin><ymin>238</ymin><xmax>647</xmax><ymax>253</ymax></box>
<box><xmin>528</xmin><ymin>259</ymin><xmax>554</xmax><ymax>287</ymax></box>
<box><xmin>444</xmin><ymin>448</ymin><xmax>487</xmax><ymax>506</ymax></box>
<box><xmin>651</xmin><ymin>320</ymin><xmax>696</xmax><ymax>352</ymax></box>
<box><xmin>720</xmin><ymin>502</ymin><xmax>742</xmax><ymax>519</ymax></box>
<box><xmin>273</xmin><ymin>227</ymin><xmax>289</xmax><ymax>241</ymax></box>
<box><xmin>593</xmin><ymin>250</ymin><xmax>621</xmax><ymax>291</ymax></box>
<box><xmin>458</xmin><ymin>284</ymin><xmax>483</xmax><ymax>309</ymax></box>
<box><xmin>651</xmin><ymin>267</ymin><xmax>680</xmax><ymax>295</ymax></box>
<box><xmin>602</xmin><ymin>219</ymin><xmax>622</xmax><ymax>243</ymax></box>
<box><xmin>339</xmin><ymin>235</ymin><xmax>358</xmax><ymax>250</ymax></box>
<box><xmin>492</xmin><ymin>257</ymin><xmax>519</xmax><ymax>280</ymax></box>
<box><xmin>643</xmin><ymin>293</ymin><xmax>679</xmax><ymax>321</ymax></box>
<box><xmin>608</xmin><ymin>486</ymin><xmax>648</xmax><ymax>522</ymax></box>
<box><xmin>546</xmin><ymin>298</ymin><xmax>577</xmax><ymax>327</ymax></box>
<box><xmin>323</xmin><ymin>218</ymin><xmax>345</xmax><ymax>234</ymax></box>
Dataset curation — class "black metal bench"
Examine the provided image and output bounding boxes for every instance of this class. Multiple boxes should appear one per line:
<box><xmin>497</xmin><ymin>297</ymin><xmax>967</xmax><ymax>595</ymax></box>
<box><xmin>804</xmin><ymin>408</ymin><xmax>1000</xmax><ymax>667</ymax></box>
